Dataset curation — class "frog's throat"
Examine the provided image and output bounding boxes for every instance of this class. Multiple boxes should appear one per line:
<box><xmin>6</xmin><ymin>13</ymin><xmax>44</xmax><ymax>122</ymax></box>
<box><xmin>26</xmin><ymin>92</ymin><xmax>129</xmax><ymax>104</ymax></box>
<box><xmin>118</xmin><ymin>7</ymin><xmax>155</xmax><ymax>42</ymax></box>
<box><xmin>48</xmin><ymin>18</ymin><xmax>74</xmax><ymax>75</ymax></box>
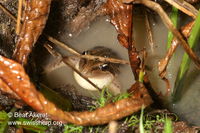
<box><xmin>73</xmin><ymin>61</ymin><xmax>114</xmax><ymax>91</ymax></box>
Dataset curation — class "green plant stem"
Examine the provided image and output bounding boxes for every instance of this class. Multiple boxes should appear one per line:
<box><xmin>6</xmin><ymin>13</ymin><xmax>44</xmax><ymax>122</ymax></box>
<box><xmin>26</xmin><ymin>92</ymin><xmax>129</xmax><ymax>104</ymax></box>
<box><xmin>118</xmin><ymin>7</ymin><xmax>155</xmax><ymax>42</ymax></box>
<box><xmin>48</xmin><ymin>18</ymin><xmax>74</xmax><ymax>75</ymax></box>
<box><xmin>0</xmin><ymin>110</ymin><xmax>48</xmax><ymax>133</ymax></box>
<box><xmin>164</xmin><ymin>116</ymin><xmax>172</xmax><ymax>133</ymax></box>
<box><xmin>167</xmin><ymin>6</ymin><xmax>178</xmax><ymax>50</ymax></box>
<box><xmin>39</xmin><ymin>83</ymin><xmax>73</xmax><ymax>111</ymax></box>
<box><xmin>172</xmin><ymin>9</ymin><xmax>200</xmax><ymax>102</ymax></box>
<box><xmin>0</xmin><ymin>107</ymin><xmax>18</xmax><ymax>133</ymax></box>
<box><xmin>139</xmin><ymin>104</ymin><xmax>144</xmax><ymax>133</ymax></box>
<box><xmin>139</xmin><ymin>70</ymin><xmax>144</xmax><ymax>83</ymax></box>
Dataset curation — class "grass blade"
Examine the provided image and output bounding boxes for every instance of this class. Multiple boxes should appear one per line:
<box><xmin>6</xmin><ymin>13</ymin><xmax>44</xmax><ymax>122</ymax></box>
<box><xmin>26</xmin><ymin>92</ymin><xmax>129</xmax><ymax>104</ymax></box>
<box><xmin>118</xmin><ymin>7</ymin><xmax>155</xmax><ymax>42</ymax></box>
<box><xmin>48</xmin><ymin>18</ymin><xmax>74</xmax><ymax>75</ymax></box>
<box><xmin>39</xmin><ymin>83</ymin><xmax>73</xmax><ymax>111</ymax></box>
<box><xmin>139</xmin><ymin>70</ymin><xmax>144</xmax><ymax>83</ymax></box>
<box><xmin>0</xmin><ymin>107</ymin><xmax>18</xmax><ymax>133</ymax></box>
<box><xmin>167</xmin><ymin>6</ymin><xmax>178</xmax><ymax>50</ymax></box>
<box><xmin>139</xmin><ymin>104</ymin><xmax>144</xmax><ymax>133</ymax></box>
<box><xmin>164</xmin><ymin>116</ymin><xmax>172</xmax><ymax>133</ymax></box>
<box><xmin>172</xmin><ymin>9</ymin><xmax>200</xmax><ymax>102</ymax></box>
<box><xmin>0</xmin><ymin>110</ymin><xmax>48</xmax><ymax>133</ymax></box>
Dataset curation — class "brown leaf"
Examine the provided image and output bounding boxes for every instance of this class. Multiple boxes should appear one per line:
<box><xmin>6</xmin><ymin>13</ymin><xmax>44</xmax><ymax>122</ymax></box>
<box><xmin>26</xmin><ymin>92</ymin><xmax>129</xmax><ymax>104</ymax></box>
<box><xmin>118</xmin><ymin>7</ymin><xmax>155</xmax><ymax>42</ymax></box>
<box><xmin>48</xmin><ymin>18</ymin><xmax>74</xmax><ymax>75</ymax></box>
<box><xmin>117</xmin><ymin>34</ymin><xmax>128</xmax><ymax>48</ymax></box>
<box><xmin>15</xmin><ymin>128</ymin><xmax>23</xmax><ymax>133</ymax></box>
<box><xmin>127</xmin><ymin>81</ymin><xmax>144</xmax><ymax>99</ymax></box>
<box><xmin>185</xmin><ymin>0</ymin><xmax>199</xmax><ymax>4</ymax></box>
<box><xmin>129</xmin><ymin>50</ymin><xmax>140</xmax><ymax>80</ymax></box>
<box><xmin>143</xmin><ymin>72</ymin><xmax>165</xmax><ymax>109</ymax></box>
<box><xmin>103</xmin><ymin>0</ymin><xmax>132</xmax><ymax>48</ymax></box>
<box><xmin>46</xmin><ymin>88</ymin><xmax>152</xmax><ymax>126</ymax></box>
<box><xmin>0</xmin><ymin>55</ymin><xmax>43</xmax><ymax>111</ymax></box>
<box><xmin>158</xmin><ymin>21</ymin><xmax>195</xmax><ymax>79</ymax></box>
<box><xmin>117</xmin><ymin>0</ymin><xmax>141</xmax><ymax>3</ymax></box>
<box><xmin>157</xmin><ymin>21</ymin><xmax>195</xmax><ymax>96</ymax></box>
<box><xmin>0</xmin><ymin>55</ymin><xmax>152</xmax><ymax>126</ymax></box>
<box><xmin>103</xmin><ymin>0</ymin><xmax>140</xmax><ymax>80</ymax></box>
<box><xmin>13</xmin><ymin>0</ymin><xmax>51</xmax><ymax>66</ymax></box>
<box><xmin>0</xmin><ymin>78</ymin><xmax>26</xmax><ymax>107</ymax></box>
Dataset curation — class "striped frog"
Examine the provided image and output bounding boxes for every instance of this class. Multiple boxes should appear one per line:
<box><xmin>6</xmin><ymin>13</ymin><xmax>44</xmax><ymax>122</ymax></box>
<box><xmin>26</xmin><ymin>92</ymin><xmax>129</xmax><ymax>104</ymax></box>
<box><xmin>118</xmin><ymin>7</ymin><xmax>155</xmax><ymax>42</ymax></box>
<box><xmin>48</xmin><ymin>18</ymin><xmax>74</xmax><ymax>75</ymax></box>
<box><xmin>44</xmin><ymin>46</ymin><xmax>123</xmax><ymax>94</ymax></box>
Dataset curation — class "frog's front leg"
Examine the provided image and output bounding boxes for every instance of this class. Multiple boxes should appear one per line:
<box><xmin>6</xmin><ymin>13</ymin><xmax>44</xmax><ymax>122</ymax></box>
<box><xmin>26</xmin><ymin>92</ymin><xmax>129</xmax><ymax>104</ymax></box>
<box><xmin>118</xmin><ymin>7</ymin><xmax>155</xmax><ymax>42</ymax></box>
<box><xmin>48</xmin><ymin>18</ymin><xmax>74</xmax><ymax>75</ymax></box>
<box><xmin>107</xmin><ymin>78</ymin><xmax>123</xmax><ymax>94</ymax></box>
<box><xmin>43</xmin><ymin>56</ymin><xmax>80</xmax><ymax>77</ymax></box>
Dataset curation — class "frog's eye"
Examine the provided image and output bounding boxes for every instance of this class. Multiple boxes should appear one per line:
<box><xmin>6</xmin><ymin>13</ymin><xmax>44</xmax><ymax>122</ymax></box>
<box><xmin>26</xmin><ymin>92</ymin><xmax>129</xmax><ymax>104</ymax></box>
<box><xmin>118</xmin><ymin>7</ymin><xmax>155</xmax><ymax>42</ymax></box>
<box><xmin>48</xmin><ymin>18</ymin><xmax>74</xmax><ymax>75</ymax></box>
<box><xmin>99</xmin><ymin>64</ymin><xmax>108</xmax><ymax>71</ymax></box>
<box><xmin>82</xmin><ymin>51</ymin><xmax>88</xmax><ymax>55</ymax></box>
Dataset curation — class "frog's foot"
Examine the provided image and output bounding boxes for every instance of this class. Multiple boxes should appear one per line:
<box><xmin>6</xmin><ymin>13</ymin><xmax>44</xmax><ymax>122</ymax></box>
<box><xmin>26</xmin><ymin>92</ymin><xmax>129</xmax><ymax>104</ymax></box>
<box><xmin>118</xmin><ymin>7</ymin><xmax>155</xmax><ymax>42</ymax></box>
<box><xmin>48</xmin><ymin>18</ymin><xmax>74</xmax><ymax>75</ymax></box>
<box><xmin>42</xmin><ymin>56</ymin><xmax>79</xmax><ymax>77</ymax></box>
<box><xmin>42</xmin><ymin>59</ymin><xmax>63</xmax><ymax>76</ymax></box>
<box><xmin>107</xmin><ymin>78</ymin><xmax>123</xmax><ymax>94</ymax></box>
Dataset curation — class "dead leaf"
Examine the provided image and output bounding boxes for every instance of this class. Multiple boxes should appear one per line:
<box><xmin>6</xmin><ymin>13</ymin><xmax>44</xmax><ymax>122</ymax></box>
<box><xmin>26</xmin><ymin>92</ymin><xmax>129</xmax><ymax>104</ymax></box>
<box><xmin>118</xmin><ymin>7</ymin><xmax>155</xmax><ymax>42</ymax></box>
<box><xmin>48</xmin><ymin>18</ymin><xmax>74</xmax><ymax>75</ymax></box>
<box><xmin>158</xmin><ymin>21</ymin><xmax>195</xmax><ymax>79</ymax></box>
<box><xmin>103</xmin><ymin>0</ymin><xmax>132</xmax><ymax>48</ymax></box>
<box><xmin>103</xmin><ymin>0</ymin><xmax>140</xmax><ymax>80</ymax></box>
<box><xmin>13</xmin><ymin>0</ymin><xmax>51</xmax><ymax>66</ymax></box>
<box><xmin>0</xmin><ymin>55</ymin><xmax>44</xmax><ymax>111</ymax></box>
<box><xmin>0</xmin><ymin>55</ymin><xmax>152</xmax><ymax>126</ymax></box>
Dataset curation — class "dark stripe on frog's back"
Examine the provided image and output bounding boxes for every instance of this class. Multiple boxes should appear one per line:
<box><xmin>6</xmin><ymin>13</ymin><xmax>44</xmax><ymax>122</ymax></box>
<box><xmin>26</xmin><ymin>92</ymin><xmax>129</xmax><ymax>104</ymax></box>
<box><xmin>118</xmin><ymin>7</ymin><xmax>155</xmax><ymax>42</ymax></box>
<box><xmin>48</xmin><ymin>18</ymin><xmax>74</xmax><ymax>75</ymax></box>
<box><xmin>88</xmin><ymin>46</ymin><xmax>120</xmax><ymax>59</ymax></box>
<box><xmin>81</xmin><ymin>46</ymin><xmax>120</xmax><ymax>76</ymax></box>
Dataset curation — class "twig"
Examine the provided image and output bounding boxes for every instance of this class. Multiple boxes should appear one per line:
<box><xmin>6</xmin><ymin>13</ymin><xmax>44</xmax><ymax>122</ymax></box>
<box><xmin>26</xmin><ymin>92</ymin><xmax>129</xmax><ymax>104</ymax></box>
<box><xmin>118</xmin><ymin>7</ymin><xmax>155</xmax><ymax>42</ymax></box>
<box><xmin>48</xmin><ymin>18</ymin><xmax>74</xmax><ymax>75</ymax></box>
<box><xmin>0</xmin><ymin>4</ymin><xmax>17</xmax><ymax>22</ymax></box>
<box><xmin>139</xmin><ymin>47</ymin><xmax>146</xmax><ymax>83</ymax></box>
<box><xmin>44</xmin><ymin>33</ymin><xmax>80</xmax><ymax>56</ymax></box>
<box><xmin>0</xmin><ymin>3</ymin><xmax>130</xmax><ymax>66</ymax></box>
<box><xmin>164</xmin><ymin>0</ymin><xmax>198</xmax><ymax>19</ymax></box>
<box><xmin>141</xmin><ymin>47</ymin><xmax>146</xmax><ymax>72</ymax></box>
<box><xmin>43</xmin><ymin>43</ymin><xmax>102</xmax><ymax>92</ymax></box>
<box><xmin>141</xmin><ymin>0</ymin><xmax>200</xmax><ymax>70</ymax></box>
<box><xmin>143</xmin><ymin>7</ymin><xmax>155</xmax><ymax>55</ymax></box>
<box><xmin>81</xmin><ymin>55</ymin><xmax>130</xmax><ymax>65</ymax></box>
<box><xmin>16</xmin><ymin>0</ymin><xmax>23</xmax><ymax>35</ymax></box>
<box><xmin>44</xmin><ymin>33</ymin><xmax>130</xmax><ymax>65</ymax></box>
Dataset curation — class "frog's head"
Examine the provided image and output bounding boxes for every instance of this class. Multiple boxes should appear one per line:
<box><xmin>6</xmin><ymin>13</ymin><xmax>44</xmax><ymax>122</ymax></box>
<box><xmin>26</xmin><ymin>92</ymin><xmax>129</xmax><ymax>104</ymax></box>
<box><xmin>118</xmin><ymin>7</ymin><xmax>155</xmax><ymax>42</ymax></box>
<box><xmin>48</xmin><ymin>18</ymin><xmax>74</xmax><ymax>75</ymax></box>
<box><xmin>74</xmin><ymin>46</ymin><xmax>122</xmax><ymax>93</ymax></box>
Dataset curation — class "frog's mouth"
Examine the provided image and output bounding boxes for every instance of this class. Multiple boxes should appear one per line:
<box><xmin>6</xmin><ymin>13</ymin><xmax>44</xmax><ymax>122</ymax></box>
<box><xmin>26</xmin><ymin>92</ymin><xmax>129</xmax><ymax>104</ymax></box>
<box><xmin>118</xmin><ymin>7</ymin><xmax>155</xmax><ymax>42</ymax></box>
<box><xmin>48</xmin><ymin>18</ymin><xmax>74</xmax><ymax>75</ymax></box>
<box><xmin>74</xmin><ymin>60</ymin><xmax>115</xmax><ymax>91</ymax></box>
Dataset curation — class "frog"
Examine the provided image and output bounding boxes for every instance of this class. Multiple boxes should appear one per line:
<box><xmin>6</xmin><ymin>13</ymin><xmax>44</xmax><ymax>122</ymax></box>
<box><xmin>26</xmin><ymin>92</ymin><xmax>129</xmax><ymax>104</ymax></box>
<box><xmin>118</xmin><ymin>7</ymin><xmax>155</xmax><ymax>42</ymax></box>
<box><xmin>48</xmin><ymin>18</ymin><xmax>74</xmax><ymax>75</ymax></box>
<box><xmin>44</xmin><ymin>46</ymin><xmax>123</xmax><ymax>94</ymax></box>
